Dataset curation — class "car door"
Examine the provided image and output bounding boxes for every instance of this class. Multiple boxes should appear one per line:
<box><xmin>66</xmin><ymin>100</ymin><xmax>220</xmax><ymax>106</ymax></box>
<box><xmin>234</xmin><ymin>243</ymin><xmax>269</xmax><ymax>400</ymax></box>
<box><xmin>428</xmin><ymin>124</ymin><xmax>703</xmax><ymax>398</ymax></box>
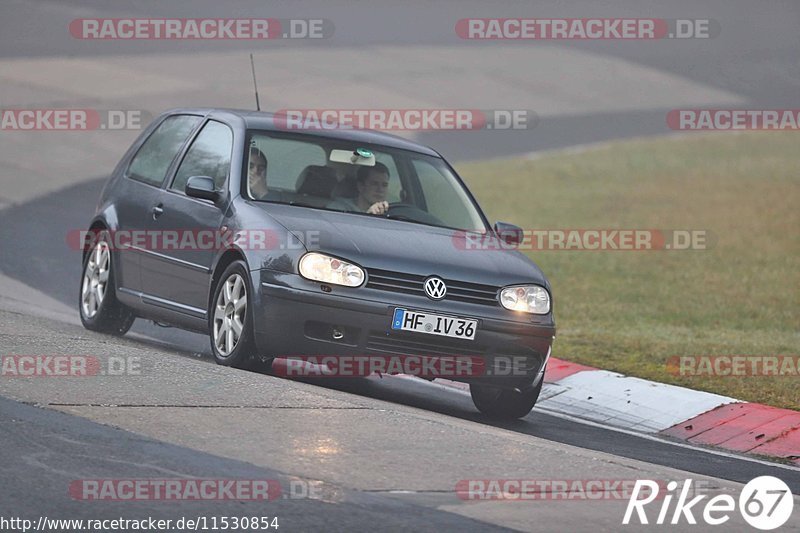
<box><xmin>139</xmin><ymin>119</ymin><xmax>233</xmax><ymax>317</ymax></box>
<box><xmin>114</xmin><ymin>114</ymin><xmax>202</xmax><ymax>297</ymax></box>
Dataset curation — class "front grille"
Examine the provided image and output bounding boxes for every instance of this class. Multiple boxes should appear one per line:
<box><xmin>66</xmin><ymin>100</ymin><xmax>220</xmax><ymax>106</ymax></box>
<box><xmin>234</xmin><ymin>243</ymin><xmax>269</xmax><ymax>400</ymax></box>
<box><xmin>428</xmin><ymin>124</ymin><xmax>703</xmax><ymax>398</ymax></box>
<box><xmin>366</xmin><ymin>331</ymin><xmax>544</xmax><ymax>376</ymax></box>
<box><xmin>366</xmin><ymin>331</ymin><xmax>485</xmax><ymax>358</ymax></box>
<box><xmin>365</xmin><ymin>268</ymin><xmax>499</xmax><ymax>306</ymax></box>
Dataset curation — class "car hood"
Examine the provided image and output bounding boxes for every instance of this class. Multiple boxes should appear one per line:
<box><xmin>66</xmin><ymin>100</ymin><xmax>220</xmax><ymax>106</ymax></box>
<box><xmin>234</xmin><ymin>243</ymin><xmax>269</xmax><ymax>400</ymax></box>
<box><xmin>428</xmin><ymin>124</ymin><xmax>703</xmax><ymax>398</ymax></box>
<box><xmin>257</xmin><ymin>204</ymin><xmax>549</xmax><ymax>288</ymax></box>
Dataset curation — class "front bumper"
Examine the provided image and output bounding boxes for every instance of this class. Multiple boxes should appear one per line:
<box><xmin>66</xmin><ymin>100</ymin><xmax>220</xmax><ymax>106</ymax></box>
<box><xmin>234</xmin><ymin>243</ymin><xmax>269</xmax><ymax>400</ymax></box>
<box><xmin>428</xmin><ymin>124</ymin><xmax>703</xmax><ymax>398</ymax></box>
<box><xmin>251</xmin><ymin>270</ymin><xmax>556</xmax><ymax>390</ymax></box>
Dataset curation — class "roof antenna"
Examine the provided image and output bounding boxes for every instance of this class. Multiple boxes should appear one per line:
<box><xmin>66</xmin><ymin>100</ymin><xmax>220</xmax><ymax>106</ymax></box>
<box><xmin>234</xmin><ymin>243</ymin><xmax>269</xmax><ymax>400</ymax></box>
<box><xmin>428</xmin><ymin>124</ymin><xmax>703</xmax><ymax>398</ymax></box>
<box><xmin>249</xmin><ymin>53</ymin><xmax>261</xmax><ymax>111</ymax></box>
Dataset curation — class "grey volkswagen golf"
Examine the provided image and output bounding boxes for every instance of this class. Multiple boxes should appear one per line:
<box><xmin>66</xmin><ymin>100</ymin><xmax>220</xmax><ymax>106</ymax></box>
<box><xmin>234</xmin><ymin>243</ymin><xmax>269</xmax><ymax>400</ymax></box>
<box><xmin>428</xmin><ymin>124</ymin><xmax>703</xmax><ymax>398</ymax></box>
<box><xmin>79</xmin><ymin>108</ymin><xmax>555</xmax><ymax>419</ymax></box>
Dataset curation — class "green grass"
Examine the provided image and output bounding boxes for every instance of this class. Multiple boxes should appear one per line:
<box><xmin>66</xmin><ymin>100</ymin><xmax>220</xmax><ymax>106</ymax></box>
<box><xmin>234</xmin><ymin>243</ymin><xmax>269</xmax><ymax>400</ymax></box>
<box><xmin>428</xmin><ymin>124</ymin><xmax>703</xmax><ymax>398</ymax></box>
<box><xmin>456</xmin><ymin>132</ymin><xmax>800</xmax><ymax>410</ymax></box>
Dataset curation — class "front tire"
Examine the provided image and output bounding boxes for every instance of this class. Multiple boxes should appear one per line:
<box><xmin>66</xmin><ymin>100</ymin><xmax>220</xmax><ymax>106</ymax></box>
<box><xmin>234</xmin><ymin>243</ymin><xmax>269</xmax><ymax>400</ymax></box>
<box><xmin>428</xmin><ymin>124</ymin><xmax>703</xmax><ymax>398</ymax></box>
<box><xmin>470</xmin><ymin>379</ymin><xmax>543</xmax><ymax>420</ymax></box>
<box><xmin>209</xmin><ymin>261</ymin><xmax>256</xmax><ymax>369</ymax></box>
<box><xmin>79</xmin><ymin>235</ymin><xmax>135</xmax><ymax>335</ymax></box>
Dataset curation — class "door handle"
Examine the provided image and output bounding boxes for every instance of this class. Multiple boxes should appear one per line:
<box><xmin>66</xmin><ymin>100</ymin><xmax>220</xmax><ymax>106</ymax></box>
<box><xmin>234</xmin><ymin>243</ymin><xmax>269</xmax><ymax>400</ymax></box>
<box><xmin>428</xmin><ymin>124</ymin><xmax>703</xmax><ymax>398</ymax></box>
<box><xmin>152</xmin><ymin>204</ymin><xmax>164</xmax><ymax>219</ymax></box>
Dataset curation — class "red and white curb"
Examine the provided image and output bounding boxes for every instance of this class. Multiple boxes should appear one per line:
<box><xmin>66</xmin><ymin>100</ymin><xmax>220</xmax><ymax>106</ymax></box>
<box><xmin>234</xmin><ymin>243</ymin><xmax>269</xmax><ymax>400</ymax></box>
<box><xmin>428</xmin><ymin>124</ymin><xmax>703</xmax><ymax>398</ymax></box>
<box><xmin>536</xmin><ymin>369</ymin><xmax>735</xmax><ymax>433</ymax></box>
<box><xmin>442</xmin><ymin>358</ymin><xmax>800</xmax><ymax>466</ymax></box>
<box><xmin>271</xmin><ymin>356</ymin><xmax>799</xmax><ymax>466</ymax></box>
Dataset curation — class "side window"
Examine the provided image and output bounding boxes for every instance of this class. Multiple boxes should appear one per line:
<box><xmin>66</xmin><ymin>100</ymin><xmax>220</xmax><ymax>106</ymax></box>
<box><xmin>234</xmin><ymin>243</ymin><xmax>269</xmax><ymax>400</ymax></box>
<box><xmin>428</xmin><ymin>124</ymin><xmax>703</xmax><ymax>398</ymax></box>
<box><xmin>171</xmin><ymin>121</ymin><xmax>233</xmax><ymax>193</ymax></box>
<box><xmin>249</xmin><ymin>137</ymin><xmax>326</xmax><ymax>191</ymax></box>
<box><xmin>127</xmin><ymin>115</ymin><xmax>201</xmax><ymax>187</ymax></box>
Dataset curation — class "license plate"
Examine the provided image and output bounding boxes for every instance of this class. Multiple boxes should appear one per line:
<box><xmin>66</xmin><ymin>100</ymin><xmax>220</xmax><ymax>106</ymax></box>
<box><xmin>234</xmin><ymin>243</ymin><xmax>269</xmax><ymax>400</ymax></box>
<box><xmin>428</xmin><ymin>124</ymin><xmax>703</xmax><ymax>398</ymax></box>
<box><xmin>391</xmin><ymin>308</ymin><xmax>477</xmax><ymax>340</ymax></box>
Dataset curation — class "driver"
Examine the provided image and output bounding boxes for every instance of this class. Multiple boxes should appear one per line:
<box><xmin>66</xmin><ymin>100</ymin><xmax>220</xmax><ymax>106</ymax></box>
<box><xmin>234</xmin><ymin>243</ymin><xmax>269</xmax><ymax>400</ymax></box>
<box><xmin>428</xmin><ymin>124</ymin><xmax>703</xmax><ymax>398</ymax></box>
<box><xmin>328</xmin><ymin>163</ymin><xmax>390</xmax><ymax>215</ymax></box>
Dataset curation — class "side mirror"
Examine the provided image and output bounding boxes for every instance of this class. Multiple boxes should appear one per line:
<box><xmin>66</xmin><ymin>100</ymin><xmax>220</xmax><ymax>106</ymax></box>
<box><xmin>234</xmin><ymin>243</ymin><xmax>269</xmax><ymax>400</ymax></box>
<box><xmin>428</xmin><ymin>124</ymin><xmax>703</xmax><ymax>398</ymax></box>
<box><xmin>494</xmin><ymin>221</ymin><xmax>524</xmax><ymax>246</ymax></box>
<box><xmin>185</xmin><ymin>176</ymin><xmax>219</xmax><ymax>202</ymax></box>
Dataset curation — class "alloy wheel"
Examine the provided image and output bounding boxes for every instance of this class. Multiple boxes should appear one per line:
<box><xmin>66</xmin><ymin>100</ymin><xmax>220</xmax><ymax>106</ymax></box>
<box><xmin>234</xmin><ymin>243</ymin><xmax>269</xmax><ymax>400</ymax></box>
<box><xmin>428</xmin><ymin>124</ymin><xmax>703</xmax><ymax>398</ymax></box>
<box><xmin>213</xmin><ymin>273</ymin><xmax>248</xmax><ymax>356</ymax></box>
<box><xmin>81</xmin><ymin>241</ymin><xmax>110</xmax><ymax>318</ymax></box>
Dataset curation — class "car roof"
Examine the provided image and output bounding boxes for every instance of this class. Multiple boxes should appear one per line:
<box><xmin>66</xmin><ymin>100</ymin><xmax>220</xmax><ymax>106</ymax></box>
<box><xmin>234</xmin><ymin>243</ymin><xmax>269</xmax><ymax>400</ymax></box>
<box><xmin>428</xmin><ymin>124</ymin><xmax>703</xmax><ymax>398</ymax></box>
<box><xmin>165</xmin><ymin>108</ymin><xmax>441</xmax><ymax>157</ymax></box>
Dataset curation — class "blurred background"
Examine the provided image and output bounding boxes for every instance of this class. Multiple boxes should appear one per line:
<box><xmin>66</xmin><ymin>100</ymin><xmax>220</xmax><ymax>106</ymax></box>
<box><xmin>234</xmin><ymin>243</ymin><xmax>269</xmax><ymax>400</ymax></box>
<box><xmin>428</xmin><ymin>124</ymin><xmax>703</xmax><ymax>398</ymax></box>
<box><xmin>0</xmin><ymin>0</ymin><xmax>797</xmax><ymax>407</ymax></box>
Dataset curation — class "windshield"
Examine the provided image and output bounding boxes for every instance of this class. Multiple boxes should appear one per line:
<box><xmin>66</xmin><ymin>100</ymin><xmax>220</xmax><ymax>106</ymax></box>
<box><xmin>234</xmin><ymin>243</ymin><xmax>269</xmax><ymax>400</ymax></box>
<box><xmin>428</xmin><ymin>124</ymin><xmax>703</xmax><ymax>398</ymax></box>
<box><xmin>244</xmin><ymin>130</ymin><xmax>488</xmax><ymax>232</ymax></box>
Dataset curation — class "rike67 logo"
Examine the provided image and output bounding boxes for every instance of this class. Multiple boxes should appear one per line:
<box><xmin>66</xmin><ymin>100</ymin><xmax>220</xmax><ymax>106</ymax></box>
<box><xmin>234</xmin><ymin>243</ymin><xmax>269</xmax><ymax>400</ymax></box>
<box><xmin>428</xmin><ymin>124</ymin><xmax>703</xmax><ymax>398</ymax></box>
<box><xmin>623</xmin><ymin>476</ymin><xmax>794</xmax><ymax>530</ymax></box>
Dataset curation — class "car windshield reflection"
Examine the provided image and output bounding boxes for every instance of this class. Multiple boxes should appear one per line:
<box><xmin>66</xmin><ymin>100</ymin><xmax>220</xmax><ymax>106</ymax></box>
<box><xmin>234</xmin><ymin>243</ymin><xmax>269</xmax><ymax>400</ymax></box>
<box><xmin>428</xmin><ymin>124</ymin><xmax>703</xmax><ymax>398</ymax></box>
<box><xmin>245</xmin><ymin>131</ymin><xmax>488</xmax><ymax>232</ymax></box>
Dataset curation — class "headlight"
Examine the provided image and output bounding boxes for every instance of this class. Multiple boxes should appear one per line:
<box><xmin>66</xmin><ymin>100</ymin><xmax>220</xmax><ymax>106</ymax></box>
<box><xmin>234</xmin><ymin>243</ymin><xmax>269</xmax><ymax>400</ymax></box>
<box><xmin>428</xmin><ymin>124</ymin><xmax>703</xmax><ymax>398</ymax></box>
<box><xmin>499</xmin><ymin>285</ymin><xmax>550</xmax><ymax>314</ymax></box>
<box><xmin>299</xmin><ymin>253</ymin><xmax>365</xmax><ymax>287</ymax></box>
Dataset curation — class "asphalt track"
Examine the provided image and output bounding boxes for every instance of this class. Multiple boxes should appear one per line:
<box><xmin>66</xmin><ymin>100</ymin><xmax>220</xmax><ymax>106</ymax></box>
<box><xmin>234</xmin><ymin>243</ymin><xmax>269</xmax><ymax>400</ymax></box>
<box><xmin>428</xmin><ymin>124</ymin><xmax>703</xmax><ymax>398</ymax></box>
<box><xmin>1</xmin><ymin>0</ymin><xmax>799</xmax><ymax>531</ymax></box>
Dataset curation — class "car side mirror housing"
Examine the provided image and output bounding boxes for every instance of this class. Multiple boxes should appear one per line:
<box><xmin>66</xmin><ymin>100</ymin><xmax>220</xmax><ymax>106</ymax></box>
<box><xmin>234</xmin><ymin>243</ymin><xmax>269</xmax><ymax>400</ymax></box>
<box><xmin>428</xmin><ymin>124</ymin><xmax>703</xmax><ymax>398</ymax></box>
<box><xmin>185</xmin><ymin>176</ymin><xmax>220</xmax><ymax>202</ymax></box>
<box><xmin>494</xmin><ymin>221</ymin><xmax>524</xmax><ymax>246</ymax></box>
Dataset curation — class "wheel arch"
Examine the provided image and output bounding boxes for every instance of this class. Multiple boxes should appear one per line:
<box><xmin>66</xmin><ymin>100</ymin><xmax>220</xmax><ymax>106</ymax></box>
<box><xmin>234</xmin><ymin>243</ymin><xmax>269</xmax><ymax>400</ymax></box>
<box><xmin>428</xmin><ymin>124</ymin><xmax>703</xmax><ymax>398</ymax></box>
<box><xmin>82</xmin><ymin>218</ymin><xmax>108</xmax><ymax>265</ymax></box>
<box><xmin>208</xmin><ymin>247</ymin><xmax>248</xmax><ymax>310</ymax></box>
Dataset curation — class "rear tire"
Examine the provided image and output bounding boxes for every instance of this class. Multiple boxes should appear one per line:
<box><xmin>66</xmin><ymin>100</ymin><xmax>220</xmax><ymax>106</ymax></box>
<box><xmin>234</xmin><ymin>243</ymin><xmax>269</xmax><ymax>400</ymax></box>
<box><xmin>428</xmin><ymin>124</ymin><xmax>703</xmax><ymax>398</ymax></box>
<box><xmin>470</xmin><ymin>379</ymin><xmax>543</xmax><ymax>420</ymax></box>
<box><xmin>79</xmin><ymin>234</ymin><xmax>135</xmax><ymax>336</ymax></box>
<box><xmin>209</xmin><ymin>261</ymin><xmax>257</xmax><ymax>369</ymax></box>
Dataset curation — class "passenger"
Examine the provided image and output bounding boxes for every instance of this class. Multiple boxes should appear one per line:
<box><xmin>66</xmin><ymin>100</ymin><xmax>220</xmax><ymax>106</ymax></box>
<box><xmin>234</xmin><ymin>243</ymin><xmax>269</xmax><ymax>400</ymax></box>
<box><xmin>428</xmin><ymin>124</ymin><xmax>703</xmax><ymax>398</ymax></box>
<box><xmin>248</xmin><ymin>147</ymin><xmax>268</xmax><ymax>199</ymax></box>
<box><xmin>328</xmin><ymin>162</ymin><xmax>390</xmax><ymax>214</ymax></box>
